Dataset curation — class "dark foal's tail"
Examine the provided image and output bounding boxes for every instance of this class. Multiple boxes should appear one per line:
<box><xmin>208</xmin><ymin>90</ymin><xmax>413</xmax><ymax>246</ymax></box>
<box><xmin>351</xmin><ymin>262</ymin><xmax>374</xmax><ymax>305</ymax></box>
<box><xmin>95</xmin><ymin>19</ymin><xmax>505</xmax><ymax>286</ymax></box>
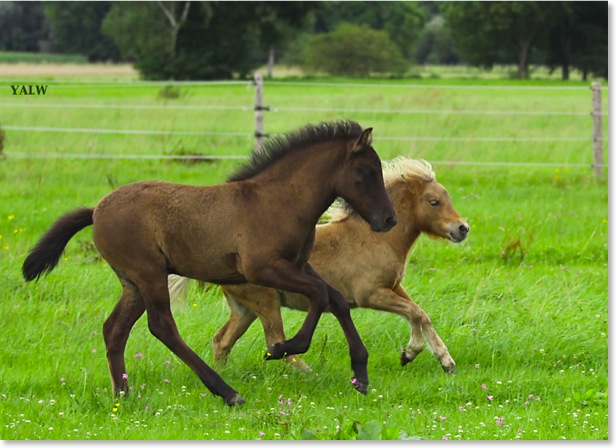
<box><xmin>22</xmin><ymin>207</ymin><xmax>95</xmax><ymax>281</ymax></box>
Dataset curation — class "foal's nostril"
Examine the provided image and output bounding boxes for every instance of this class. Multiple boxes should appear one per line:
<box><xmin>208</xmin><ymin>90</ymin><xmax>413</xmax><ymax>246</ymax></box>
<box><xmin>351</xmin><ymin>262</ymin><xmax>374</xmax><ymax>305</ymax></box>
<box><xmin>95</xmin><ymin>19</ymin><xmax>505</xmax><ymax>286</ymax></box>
<box><xmin>386</xmin><ymin>215</ymin><xmax>398</xmax><ymax>228</ymax></box>
<box><xmin>459</xmin><ymin>224</ymin><xmax>469</xmax><ymax>234</ymax></box>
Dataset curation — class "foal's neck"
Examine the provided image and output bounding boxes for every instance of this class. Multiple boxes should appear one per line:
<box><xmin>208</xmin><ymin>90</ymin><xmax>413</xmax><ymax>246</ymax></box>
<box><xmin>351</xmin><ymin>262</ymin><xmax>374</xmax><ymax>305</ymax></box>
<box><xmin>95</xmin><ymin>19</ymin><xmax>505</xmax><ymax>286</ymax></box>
<box><xmin>380</xmin><ymin>182</ymin><xmax>422</xmax><ymax>259</ymax></box>
<box><xmin>254</xmin><ymin>143</ymin><xmax>344</xmax><ymax>224</ymax></box>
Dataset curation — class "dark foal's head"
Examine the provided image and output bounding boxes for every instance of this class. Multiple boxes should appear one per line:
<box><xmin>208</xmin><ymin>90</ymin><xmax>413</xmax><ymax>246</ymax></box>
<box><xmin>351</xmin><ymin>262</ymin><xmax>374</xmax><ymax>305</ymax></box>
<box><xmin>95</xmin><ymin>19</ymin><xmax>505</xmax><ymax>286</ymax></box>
<box><xmin>335</xmin><ymin>128</ymin><xmax>397</xmax><ymax>232</ymax></box>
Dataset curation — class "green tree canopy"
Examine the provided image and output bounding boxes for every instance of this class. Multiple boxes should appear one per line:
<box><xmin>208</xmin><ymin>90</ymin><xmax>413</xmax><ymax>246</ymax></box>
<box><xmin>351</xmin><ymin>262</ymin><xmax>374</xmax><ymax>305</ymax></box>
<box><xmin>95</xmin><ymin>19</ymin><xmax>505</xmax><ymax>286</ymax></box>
<box><xmin>102</xmin><ymin>1</ymin><xmax>317</xmax><ymax>80</ymax></box>
<box><xmin>0</xmin><ymin>1</ymin><xmax>48</xmax><ymax>52</ymax></box>
<box><xmin>303</xmin><ymin>23</ymin><xmax>407</xmax><ymax>77</ymax></box>
<box><xmin>312</xmin><ymin>1</ymin><xmax>424</xmax><ymax>61</ymax></box>
<box><xmin>442</xmin><ymin>1</ymin><xmax>553</xmax><ymax>79</ymax></box>
<box><xmin>543</xmin><ymin>1</ymin><xmax>607</xmax><ymax>80</ymax></box>
<box><xmin>44</xmin><ymin>1</ymin><xmax>120</xmax><ymax>61</ymax></box>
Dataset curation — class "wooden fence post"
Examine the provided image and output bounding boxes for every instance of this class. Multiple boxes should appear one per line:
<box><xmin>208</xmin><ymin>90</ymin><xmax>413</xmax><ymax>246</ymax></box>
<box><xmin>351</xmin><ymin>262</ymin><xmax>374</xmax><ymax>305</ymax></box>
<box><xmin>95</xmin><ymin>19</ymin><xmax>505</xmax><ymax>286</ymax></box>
<box><xmin>254</xmin><ymin>73</ymin><xmax>265</xmax><ymax>153</ymax></box>
<box><xmin>591</xmin><ymin>82</ymin><xmax>604</xmax><ymax>176</ymax></box>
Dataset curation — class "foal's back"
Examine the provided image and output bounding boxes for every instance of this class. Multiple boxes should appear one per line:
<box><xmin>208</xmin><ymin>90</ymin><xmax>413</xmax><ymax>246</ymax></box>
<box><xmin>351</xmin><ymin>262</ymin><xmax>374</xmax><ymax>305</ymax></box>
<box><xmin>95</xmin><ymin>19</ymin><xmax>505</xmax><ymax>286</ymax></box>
<box><xmin>93</xmin><ymin>180</ymin><xmax>252</xmax><ymax>284</ymax></box>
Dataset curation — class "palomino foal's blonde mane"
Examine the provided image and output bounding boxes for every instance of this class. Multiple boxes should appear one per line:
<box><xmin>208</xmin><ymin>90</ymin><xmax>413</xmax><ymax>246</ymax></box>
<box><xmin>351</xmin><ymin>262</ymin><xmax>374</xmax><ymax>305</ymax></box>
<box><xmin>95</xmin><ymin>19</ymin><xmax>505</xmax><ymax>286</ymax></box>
<box><xmin>326</xmin><ymin>156</ymin><xmax>435</xmax><ymax>223</ymax></box>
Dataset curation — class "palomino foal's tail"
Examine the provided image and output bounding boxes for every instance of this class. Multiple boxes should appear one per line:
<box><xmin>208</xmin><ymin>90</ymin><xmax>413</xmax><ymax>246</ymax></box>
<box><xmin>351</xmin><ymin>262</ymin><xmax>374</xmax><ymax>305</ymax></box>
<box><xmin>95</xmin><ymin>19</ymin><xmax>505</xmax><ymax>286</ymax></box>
<box><xmin>22</xmin><ymin>207</ymin><xmax>94</xmax><ymax>281</ymax></box>
<box><xmin>168</xmin><ymin>274</ymin><xmax>191</xmax><ymax>301</ymax></box>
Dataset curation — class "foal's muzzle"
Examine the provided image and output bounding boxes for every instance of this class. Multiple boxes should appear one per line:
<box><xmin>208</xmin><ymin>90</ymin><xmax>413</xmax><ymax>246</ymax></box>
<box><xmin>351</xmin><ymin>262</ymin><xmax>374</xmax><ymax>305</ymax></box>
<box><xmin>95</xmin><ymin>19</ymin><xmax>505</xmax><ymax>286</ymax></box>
<box><xmin>449</xmin><ymin>222</ymin><xmax>470</xmax><ymax>242</ymax></box>
<box><xmin>370</xmin><ymin>212</ymin><xmax>398</xmax><ymax>232</ymax></box>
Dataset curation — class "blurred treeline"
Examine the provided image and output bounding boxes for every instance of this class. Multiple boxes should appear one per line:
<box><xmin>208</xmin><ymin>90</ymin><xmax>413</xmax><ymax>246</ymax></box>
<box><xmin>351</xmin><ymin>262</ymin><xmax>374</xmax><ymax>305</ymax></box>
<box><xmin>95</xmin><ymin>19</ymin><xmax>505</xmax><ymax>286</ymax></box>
<box><xmin>0</xmin><ymin>1</ymin><xmax>607</xmax><ymax>80</ymax></box>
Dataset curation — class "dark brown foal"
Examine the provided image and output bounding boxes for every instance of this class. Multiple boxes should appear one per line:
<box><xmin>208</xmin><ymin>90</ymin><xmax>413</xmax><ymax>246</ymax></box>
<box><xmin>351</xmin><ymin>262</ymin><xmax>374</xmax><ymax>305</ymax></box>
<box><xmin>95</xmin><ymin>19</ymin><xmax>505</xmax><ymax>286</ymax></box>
<box><xmin>23</xmin><ymin>121</ymin><xmax>396</xmax><ymax>405</ymax></box>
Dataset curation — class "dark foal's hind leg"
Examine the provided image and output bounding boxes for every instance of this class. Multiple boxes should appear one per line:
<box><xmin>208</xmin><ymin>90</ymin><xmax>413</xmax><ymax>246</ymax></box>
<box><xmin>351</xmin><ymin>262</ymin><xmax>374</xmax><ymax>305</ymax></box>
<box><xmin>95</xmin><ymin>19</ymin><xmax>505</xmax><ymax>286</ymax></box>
<box><xmin>103</xmin><ymin>281</ymin><xmax>146</xmax><ymax>396</ymax></box>
<box><xmin>137</xmin><ymin>275</ymin><xmax>245</xmax><ymax>406</ymax></box>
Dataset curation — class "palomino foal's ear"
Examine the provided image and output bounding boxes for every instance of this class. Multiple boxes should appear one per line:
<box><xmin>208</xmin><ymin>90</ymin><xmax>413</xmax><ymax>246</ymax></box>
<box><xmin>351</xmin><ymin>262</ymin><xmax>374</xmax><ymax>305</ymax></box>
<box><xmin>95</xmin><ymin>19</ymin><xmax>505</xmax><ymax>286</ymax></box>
<box><xmin>352</xmin><ymin>127</ymin><xmax>373</xmax><ymax>153</ymax></box>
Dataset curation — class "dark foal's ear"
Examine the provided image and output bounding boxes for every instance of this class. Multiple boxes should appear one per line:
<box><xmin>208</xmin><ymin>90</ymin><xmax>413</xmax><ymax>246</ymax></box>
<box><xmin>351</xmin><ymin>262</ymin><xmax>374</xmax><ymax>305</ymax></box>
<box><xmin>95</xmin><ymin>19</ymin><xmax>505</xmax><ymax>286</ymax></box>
<box><xmin>352</xmin><ymin>128</ymin><xmax>373</xmax><ymax>153</ymax></box>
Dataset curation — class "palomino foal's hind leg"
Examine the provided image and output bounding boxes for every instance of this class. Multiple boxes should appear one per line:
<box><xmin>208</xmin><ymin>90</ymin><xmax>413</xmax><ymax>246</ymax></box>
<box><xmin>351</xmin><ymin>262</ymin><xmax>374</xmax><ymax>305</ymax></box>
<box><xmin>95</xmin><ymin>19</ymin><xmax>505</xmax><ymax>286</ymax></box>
<box><xmin>103</xmin><ymin>282</ymin><xmax>145</xmax><ymax>395</ymax></box>
<box><xmin>213</xmin><ymin>293</ymin><xmax>258</xmax><ymax>366</ymax></box>
<box><xmin>224</xmin><ymin>289</ymin><xmax>312</xmax><ymax>373</ymax></box>
<box><xmin>137</xmin><ymin>276</ymin><xmax>245</xmax><ymax>406</ymax></box>
<box><xmin>249</xmin><ymin>260</ymin><xmax>328</xmax><ymax>359</ymax></box>
<box><xmin>253</xmin><ymin>260</ymin><xmax>367</xmax><ymax>392</ymax></box>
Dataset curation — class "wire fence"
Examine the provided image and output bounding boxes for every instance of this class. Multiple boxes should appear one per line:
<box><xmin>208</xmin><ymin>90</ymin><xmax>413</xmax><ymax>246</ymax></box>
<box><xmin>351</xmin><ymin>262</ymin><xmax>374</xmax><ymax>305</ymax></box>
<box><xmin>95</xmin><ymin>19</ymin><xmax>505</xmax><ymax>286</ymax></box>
<box><xmin>0</xmin><ymin>102</ymin><xmax>604</xmax><ymax>116</ymax></box>
<box><xmin>1</xmin><ymin>77</ymin><xmax>608</xmax><ymax>172</ymax></box>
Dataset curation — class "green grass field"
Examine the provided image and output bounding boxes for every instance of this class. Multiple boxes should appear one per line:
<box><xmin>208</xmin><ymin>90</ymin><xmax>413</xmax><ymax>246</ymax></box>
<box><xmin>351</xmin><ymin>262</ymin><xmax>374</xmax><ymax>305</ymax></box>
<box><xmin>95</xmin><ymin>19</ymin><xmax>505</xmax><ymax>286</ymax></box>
<box><xmin>0</xmin><ymin>66</ymin><xmax>608</xmax><ymax>440</ymax></box>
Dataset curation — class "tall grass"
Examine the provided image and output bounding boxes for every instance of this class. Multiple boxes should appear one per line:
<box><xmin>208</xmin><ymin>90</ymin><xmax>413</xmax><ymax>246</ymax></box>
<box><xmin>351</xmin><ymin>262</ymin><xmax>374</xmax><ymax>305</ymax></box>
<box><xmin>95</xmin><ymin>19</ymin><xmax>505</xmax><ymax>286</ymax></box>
<box><xmin>0</xmin><ymin>68</ymin><xmax>607</xmax><ymax>440</ymax></box>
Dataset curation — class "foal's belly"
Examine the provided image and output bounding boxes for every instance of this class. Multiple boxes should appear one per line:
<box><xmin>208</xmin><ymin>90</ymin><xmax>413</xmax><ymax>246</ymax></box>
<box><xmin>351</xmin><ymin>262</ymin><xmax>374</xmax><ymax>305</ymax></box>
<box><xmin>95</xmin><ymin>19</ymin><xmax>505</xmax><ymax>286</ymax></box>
<box><xmin>168</xmin><ymin>251</ymin><xmax>247</xmax><ymax>285</ymax></box>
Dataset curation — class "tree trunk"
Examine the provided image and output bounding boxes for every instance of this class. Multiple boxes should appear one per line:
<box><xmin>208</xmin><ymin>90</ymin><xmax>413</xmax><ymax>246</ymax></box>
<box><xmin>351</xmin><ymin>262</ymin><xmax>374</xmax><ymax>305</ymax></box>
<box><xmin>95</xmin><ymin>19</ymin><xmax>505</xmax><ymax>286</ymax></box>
<box><xmin>157</xmin><ymin>2</ymin><xmax>191</xmax><ymax>64</ymax></box>
<box><xmin>518</xmin><ymin>41</ymin><xmax>529</xmax><ymax>79</ymax></box>
<box><xmin>560</xmin><ymin>25</ymin><xmax>571</xmax><ymax>81</ymax></box>
<box><xmin>267</xmin><ymin>46</ymin><xmax>275</xmax><ymax>78</ymax></box>
<box><xmin>561</xmin><ymin>62</ymin><xmax>570</xmax><ymax>81</ymax></box>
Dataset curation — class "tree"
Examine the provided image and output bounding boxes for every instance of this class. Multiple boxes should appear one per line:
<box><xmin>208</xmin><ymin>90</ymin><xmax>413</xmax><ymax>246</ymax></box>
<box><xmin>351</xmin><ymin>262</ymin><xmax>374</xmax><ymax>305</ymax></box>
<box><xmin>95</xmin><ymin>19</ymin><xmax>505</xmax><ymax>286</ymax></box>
<box><xmin>156</xmin><ymin>1</ymin><xmax>192</xmax><ymax>62</ymax></box>
<box><xmin>102</xmin><ymin>2</ymin><xmax>316</xmax><ymax>80</ymax></box>
<box><xmin>415</xmin><ymin>15</ymin><xmax>458</xmax><ymax>65</ymax></box>
<box><xmin>311</xmin><ymin>1</ymin><xmax>424</xmax><ymax>61</ymax></box>
<box><xmin>303</xmin><ymin>23</ymin><xmax>407</xmax><ymax>77</ymax></box>
<box><xmin>251</xmin><ymin>2</ymin><xmax>321</xmax><ymax>77</ymax></box>
<box><xmin>103</xmin><ymin>2</ymin><xmax>252</xmax><ymax>80</ymax></box>
<box><xmin>43</xmin><ymin>1</ymin><xmax>120</xmax><ymax>61</ymax></box>
<box><xmin>0</xmin><ymin>1</ymin><xmax>48</xmax><ymax>52</ymax></box>
<box><xmin>543</xmin><ymin>2</ymin><xmax>607</xmax><ymax>80</ymax></box>
<box><xmin>442</xmin><ymin>1</ymin><xmax>553</xmax><ymax>79</ymax></box>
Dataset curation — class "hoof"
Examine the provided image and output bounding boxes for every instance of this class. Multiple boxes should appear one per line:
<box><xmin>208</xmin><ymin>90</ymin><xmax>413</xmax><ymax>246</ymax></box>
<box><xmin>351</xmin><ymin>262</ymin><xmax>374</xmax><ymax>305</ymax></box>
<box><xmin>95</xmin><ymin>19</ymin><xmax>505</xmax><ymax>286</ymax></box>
<box><xmin>351</xmin><ymin>377</ymin><xmax>368</xmax><ymax>395</ymax></box>
<box><xmin>225</xmin><ymin>394</ymin><xmax>246</xmax><ymax>406</ymax></box>
<box><xmin>264</xmin><ymin>343</ymin><xmax>287</xmax><ymax>360</ymax></box>
<box><xmin>442</xmin><ymin>363</ymin><xmax>456</xmax><ymax>375</ymax></box>
<box><xmin>286</xmin><ymin>355</ymin><xmax>312</xmax><ymax>373</ymax></box>
<box><xmin>400</xmin><ymin>350</ymin><xmax>418</xmax><ymax>367</ymax></box>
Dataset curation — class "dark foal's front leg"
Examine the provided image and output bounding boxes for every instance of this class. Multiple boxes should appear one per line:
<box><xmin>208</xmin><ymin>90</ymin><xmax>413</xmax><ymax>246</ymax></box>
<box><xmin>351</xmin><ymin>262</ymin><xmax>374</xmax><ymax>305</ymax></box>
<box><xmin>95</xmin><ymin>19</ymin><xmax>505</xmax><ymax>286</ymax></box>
<box><xmin>305</xmin><ymin>265</ymin><xmax>369</xmax><ymax>395</ymax></box>
<box><xmin>246</xmin><ymin>259</ymin><xmax>329</xmax><ymax>360</ymax></box>
<box><xmin>248</xmin><ymin>259</ymin><xmax>368</xmax><ymax>394</ymax></box>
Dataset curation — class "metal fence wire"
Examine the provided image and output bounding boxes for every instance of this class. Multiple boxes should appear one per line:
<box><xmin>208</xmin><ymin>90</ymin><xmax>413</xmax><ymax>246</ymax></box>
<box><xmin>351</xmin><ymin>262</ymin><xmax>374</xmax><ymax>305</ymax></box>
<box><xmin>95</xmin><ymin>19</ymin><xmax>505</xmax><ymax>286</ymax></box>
<box><xmin>1</xmin><ymin>77</ymin><xmax>607</xmax><ymax>173</ymax></box>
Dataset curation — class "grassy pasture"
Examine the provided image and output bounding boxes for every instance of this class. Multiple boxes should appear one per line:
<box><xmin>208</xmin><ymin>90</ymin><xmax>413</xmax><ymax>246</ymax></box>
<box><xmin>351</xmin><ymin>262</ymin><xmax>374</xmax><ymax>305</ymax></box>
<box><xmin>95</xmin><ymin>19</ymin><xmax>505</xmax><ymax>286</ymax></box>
<box><xmin>0</xmin><ymin>67</ymin><xmax>608</xmax><ymax>440</ymax></box>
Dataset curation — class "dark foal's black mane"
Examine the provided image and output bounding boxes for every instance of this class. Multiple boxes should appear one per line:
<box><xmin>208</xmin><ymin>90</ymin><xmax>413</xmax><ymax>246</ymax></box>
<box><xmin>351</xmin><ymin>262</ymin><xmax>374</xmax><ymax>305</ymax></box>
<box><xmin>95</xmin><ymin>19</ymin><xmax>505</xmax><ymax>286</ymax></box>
<box><xmin>227</xmin><ymin>120</ymin><xmax>363</xmax><ymax>182</ymax></box>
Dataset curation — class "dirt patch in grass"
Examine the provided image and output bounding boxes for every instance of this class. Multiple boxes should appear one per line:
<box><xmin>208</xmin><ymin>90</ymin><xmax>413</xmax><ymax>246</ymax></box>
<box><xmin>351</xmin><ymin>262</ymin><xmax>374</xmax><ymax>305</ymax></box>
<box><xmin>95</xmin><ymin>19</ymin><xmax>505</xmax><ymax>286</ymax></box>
<box><xmin>0</xmin><ymin>63</ymin><xmax>138</xmax><ymax>80</ymax></box>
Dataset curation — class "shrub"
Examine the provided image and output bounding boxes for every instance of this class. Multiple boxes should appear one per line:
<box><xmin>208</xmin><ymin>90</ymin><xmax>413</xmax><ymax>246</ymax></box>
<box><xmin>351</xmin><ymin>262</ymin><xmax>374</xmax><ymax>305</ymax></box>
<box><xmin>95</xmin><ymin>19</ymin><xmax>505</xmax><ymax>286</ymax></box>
<box><xmin>303</xmin><ymin>23</ymin><xmax>408</xmax><ymax>77</ymax></box>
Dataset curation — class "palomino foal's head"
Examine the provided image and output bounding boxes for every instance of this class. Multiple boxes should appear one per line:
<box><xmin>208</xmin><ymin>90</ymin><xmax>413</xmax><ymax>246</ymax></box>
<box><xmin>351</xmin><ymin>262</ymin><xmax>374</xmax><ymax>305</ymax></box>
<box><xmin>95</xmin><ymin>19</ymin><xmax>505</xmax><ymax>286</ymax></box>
<box><xmin>334</xmin><ymin>128</ymin><xmax>397</xmax><ymax>232</ymax></box>
<box><xmin>393</xmin><ymin>159</ymin><xmax>468</xmax><ymax>243</ymax></box>
<box><xmin>417</xmin><ymin>179</ymin><xmax>469</xmax><ymax>243</ymax></box>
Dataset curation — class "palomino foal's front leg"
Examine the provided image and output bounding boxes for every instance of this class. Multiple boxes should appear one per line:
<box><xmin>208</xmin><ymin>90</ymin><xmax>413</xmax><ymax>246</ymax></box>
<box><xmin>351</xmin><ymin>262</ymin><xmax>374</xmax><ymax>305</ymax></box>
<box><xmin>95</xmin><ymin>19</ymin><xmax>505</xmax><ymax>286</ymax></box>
<box><xmin>393</xmin><ymin>285</ymin><xmax>455</xmax><ymax>374</ymax></box>
<box><xmin>359</xmin><ymin>285</ymin><xmax>455</xmax><ymax>374</ymax></box>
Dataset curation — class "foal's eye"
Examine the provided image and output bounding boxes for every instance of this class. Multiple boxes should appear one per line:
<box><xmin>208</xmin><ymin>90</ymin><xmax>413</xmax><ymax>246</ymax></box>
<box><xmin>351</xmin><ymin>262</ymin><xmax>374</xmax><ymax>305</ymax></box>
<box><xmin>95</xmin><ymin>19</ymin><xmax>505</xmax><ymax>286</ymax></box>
<box><xmin>358</xmin><ymin>167</ymin><xmax>375</xmax><ymax>180</ymax></box>
<box><xmin>429</xmin><ymin>199</ymin><xmax>440</xmax><ymax>207</ymax></box>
